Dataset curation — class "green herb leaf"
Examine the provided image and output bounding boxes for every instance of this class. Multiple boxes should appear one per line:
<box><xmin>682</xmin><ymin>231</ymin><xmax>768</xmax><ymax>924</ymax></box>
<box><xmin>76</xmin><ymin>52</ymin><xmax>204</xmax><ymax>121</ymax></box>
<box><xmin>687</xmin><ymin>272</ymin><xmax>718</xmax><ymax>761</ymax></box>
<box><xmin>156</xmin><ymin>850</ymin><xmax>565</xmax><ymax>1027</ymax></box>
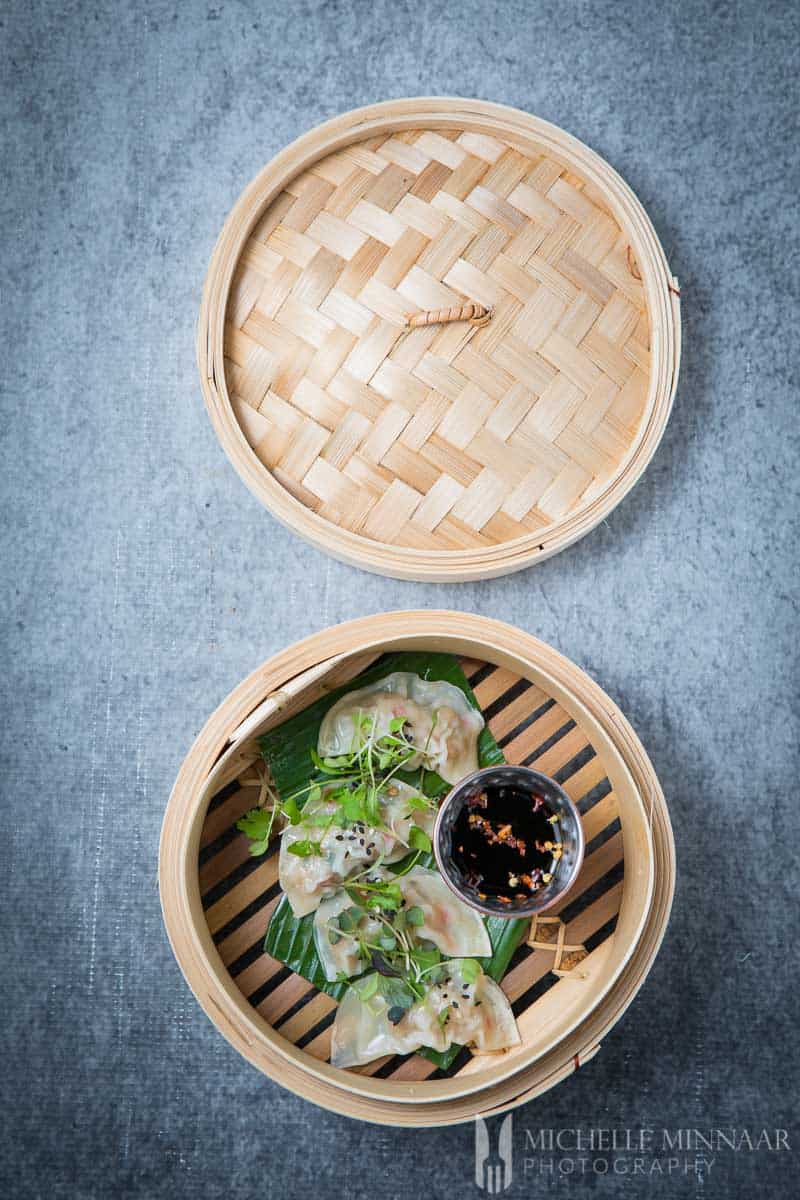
<box><xmin>357</xmin><ymin>974</ymin><xmax>379</xmax><ymax>1001</ymax></box>
<box><xmin>389</xmin><ymin>849</ymin><xmax>422</xmax><ymax>878</ymax></box>
<box><xmin>411</xmin><ymin>945</ymin><xmax>441</xmax><ymax>972</ymax></box>
<box><xmin>365</xmin><ymin>888</ymin><xmax>401</xmax><ymax>912</ymax></box>
<box><xmin>236</xmin><ymin>808</ymin><xmax>275</xmax><ymax>856</ymax></box>
<box><xmin>404</xmin><ymin>793</ymin><xmax>435</xmax><ymax>813</ymax></box>
<box><xmin>310</xmin><ymin>748</ymin><xmax>352</xmax><ymax>775</ymax></box>
<box><xmin>236</xmin><ymin>808</ymin><xmax>272</xmax><ymax>841</ymax></box>
<box><xmin>341</xmin><ymin>790</ymin><xmax>366</xmax><ymax>823</ymax></box>
<box><xmin>459</xmin><ymin>959</ymin><xmax>481</xmax><ymax>984</ymax></box>
<box><xmin>406</xmin><ymin>905</ymin><xmax>425</xmax><ymax>927</ymax></box>
<box><xmin>408</xmin><ymin>826</ymin><xmax>432</xmax><ymax>853</ymax></box>
<box><xmin>286</xmin><ymin>839</ymin><xmax>323</xmax><ymax>858</ymax></box>
<box><xmin>365</xmin><ymin>786</ymin><xmax>381</xmax><ymax>826</ymax></box>
<box><xmin>282</xmin><ymin>796</ymin><xmax>302</xmax><ymax>825</ymax></box>
<box><xmin>437</xmin><ymin>1005</ymin><xmax>450</xmax><ymax>1028</ymax></box>
<box><xmin>308</xmin><ymin>807</ymin><xmax>336</xmax><ymax>831</ymax></box>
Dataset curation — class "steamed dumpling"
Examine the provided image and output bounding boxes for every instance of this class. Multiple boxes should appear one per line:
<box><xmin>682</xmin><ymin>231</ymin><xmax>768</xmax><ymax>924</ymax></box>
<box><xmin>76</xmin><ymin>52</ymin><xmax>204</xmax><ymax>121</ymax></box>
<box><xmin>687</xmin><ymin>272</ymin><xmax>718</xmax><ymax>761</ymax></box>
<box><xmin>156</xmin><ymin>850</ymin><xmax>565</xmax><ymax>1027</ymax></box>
<box><xmin>318</xmin><ymin>672</ymin><xmax>484</xmax><ymax>784</ymax></box>
<box><xmin>279</xmin><ymin>819</ymin><xmax>392</xmax><ymax>918</ymax></box>
<box><xmin>279</xmin><ymin>795</ymin><xmax>394</xmax><ymax>917</ymax></box>
<box><xmin>278</xmin><ymin>784</ymin><xmax>437</xmax><ymax>918</ymax></box>
<box><xmin>381</xmin><ymin>780</ymin><xmax>438</xmax><ymax>846</ymax></box>
<box><xmin>396</xmin><ymin>867</ymin><xmax>491</xmax><ymax>959</ymax></box>
<box><xmin>313</xmin><ymin>883</ymin><xmax>386</xmax><ymax>981</ymax></box>
<box><xmin>330</xmin><ymin>961</ymin><xmax>521</xmax><ymax>1068</ymax></box>
<box><xmin>313</xmin><ymin>865</ymin><xmax>491</xmax><ymax>982</ymax></box>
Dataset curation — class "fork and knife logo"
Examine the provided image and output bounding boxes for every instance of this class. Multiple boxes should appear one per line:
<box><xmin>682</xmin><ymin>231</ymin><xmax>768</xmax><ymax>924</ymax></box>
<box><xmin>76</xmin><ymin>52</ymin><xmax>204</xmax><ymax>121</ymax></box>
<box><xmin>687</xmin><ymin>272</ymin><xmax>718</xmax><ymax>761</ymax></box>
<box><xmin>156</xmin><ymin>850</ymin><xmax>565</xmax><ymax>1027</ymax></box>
<box><xmin>475</xmin><ymin>1114</ymin><xmax>513</xmax><ymax>1192</ymax></box>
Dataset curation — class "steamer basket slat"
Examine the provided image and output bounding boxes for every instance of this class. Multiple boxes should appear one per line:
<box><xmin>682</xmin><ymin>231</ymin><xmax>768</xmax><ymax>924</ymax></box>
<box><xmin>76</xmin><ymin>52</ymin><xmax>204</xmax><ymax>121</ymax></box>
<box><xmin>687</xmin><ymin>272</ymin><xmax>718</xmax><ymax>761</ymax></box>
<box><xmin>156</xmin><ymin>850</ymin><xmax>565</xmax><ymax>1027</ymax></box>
<box><xmin>160</xmin><ymin>613</ymin><xmax>674</xmax><ymax>1123</ymax></box>
<box><xmin>198</xmin><ymin>100</ymin><xmax>680</xmax><ymax>581</ymax></box>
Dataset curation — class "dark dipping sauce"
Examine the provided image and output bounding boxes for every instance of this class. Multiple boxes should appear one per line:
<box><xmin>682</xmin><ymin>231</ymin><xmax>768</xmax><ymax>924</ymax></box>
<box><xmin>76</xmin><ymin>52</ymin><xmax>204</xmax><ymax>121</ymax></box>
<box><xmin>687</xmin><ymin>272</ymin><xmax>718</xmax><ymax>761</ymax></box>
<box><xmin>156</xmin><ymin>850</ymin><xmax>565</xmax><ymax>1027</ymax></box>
<box><xmin>451</xmin><ymin>781</ymin><xmax>562</xmax><ymax>905</ymax></box>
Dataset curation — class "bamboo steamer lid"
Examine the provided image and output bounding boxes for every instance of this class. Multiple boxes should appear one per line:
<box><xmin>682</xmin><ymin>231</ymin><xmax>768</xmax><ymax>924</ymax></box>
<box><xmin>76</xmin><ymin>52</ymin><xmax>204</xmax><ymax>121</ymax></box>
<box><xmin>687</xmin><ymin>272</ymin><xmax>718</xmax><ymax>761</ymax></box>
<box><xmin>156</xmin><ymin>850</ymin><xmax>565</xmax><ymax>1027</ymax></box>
<box><xmin>199</xmin><ymin>99</ymin><xmax>680</xmax><ymax>581</ymax></box>
<box><xmin>159</xmin><ymin>613</ymin><xmax>674</xmax><ymax>1123</ymax></box>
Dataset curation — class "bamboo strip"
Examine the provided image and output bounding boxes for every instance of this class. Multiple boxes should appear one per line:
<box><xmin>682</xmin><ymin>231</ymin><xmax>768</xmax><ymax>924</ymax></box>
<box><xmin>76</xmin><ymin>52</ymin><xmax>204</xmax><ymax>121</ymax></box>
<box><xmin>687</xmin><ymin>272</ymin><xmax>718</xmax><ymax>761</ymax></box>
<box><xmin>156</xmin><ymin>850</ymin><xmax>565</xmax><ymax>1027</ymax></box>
<box><xmin>216</xmin><ymin>895</ymin><xmax>282</xmax><ymax>967</ymax></box>
<box><xmin>200</xmin><ymin>785</ymin><xmax>260</xmax><ymax>848</ymax></box>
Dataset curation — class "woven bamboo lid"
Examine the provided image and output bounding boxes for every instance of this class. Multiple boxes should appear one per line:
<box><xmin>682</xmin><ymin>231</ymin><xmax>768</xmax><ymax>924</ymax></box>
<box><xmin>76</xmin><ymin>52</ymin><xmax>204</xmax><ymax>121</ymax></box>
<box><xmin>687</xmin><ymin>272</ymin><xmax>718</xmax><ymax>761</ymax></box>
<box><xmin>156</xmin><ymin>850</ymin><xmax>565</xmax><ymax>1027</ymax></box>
<box><xmin>199</xmin><ymin>100</ymin><xmax>680</xmax><ymax>580</ymax></box>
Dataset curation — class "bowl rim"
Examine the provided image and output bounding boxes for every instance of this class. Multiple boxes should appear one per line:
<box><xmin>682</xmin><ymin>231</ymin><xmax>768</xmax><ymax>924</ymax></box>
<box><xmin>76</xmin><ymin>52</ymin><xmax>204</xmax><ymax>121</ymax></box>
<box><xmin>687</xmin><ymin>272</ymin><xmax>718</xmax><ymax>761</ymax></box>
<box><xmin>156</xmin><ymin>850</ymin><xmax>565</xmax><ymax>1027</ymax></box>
<box><xmin>160</xmin><ymin>613</ymin><xmax>662</xmax><ymax>1111</ymax></box>
<box><xmin>433</xmin><ymin>764</ymin><xmax>586</xmax><ymax>918</ymax></box>
<box><xmin>197</xmin><ymin>97</ymin><xmax>681</xmax><ymax>582</ymax></box>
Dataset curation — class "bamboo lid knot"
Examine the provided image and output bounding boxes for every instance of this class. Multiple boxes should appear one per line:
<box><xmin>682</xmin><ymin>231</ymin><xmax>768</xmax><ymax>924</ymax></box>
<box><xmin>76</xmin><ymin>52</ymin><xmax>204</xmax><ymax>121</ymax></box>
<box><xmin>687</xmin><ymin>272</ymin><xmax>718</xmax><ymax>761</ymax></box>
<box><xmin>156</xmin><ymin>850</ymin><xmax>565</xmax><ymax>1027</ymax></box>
<box><xmin>406</xmin><ymin>302</ymin><xmax>492</xmax><ymax>328</ymax></box>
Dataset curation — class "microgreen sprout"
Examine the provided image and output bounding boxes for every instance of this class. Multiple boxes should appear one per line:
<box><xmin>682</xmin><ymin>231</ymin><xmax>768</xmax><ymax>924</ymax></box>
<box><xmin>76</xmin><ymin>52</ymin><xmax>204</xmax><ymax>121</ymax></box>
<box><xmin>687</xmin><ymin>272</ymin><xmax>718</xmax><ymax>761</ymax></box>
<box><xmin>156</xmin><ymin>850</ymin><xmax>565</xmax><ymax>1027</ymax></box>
<box><xmin>323</xmin><ymin>871</ymin><xmax>450</xmax><ymax>1015</ymax></box>
<box><xmin>240</xmin><ymin>703</ymin><xmax>447</xmax><ymax>861</ymax></box>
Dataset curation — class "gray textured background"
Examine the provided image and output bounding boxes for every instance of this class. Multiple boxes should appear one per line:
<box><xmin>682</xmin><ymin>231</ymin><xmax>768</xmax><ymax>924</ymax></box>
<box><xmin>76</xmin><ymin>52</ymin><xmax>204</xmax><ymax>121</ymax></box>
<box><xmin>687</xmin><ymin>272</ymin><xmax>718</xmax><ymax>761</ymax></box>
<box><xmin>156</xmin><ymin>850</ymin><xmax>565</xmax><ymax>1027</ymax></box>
<box><xmin>2</xmin><ymin>0</ymin><xmax>798</xmax><ymax>1196</ymax></box>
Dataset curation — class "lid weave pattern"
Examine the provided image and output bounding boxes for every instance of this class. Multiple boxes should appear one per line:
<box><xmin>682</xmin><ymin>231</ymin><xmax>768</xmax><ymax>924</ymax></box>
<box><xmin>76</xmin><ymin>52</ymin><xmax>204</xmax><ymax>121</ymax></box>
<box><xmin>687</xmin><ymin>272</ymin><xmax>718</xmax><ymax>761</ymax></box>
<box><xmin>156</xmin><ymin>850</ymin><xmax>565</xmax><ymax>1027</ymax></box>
<box><xmin>225</xmin><ymin>128</ymin><xmax>651</xmax><ymax>550</ymax></box>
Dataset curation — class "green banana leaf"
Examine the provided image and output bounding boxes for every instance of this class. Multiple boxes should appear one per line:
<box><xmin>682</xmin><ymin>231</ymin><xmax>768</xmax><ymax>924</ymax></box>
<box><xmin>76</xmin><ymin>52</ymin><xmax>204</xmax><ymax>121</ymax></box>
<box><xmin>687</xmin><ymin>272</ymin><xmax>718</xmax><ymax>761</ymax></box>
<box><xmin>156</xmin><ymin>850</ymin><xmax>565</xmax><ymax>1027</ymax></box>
<box><xmin>260</xmin><ymin>651</ymin><xmax>528</xmax><ymax>1071</ymax></box>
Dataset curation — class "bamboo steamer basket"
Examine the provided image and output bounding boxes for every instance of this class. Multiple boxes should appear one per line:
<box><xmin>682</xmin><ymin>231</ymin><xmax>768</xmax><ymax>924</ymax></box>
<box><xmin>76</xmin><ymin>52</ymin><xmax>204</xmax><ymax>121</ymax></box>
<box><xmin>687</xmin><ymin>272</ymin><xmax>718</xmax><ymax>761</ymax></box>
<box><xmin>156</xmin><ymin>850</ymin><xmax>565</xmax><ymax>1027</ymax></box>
<box><xmin>185</xmin><ymin>628</ymin><xmax>654</xmax><ymax>1105</ymax></box>
<box><xmin>160</xmin><ymin>613</ymin><xmax>674</xmax><ymax>1123</ymax></box>
<box><xmin>198</xmin><ymin>99</ymin><xmax>681</xmax><ymax>581</ymax></box>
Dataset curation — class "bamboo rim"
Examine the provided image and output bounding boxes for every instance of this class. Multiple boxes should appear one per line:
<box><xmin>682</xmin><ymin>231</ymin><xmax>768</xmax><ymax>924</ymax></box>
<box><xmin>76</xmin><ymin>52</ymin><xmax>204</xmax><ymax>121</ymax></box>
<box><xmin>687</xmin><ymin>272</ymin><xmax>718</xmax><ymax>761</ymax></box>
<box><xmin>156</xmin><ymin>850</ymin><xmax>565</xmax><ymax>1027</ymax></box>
<box><xmin>198</xmin><ymin>99</ymin><xmax>681</xmax><ymax>581</ymax></box>
<box><xmin>177</xmin><ymin>626</ymin><xmax>651</xmax><ymax>1103</ymax></box>
<box><xmin>159</xmin><ymin>613</ymin><xmax>673</xmax><ymax>1120</ymax></box>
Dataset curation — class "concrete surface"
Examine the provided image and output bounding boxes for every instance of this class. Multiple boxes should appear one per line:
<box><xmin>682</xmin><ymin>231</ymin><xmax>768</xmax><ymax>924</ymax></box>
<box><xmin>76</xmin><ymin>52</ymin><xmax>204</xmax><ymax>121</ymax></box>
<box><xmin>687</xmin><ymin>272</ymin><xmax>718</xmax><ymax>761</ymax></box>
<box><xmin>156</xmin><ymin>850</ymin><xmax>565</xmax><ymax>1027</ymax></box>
<box><xmin>1</xmin><ymin>1</ymin><xmax>798</xmax><ymax>1197</ymax></box>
